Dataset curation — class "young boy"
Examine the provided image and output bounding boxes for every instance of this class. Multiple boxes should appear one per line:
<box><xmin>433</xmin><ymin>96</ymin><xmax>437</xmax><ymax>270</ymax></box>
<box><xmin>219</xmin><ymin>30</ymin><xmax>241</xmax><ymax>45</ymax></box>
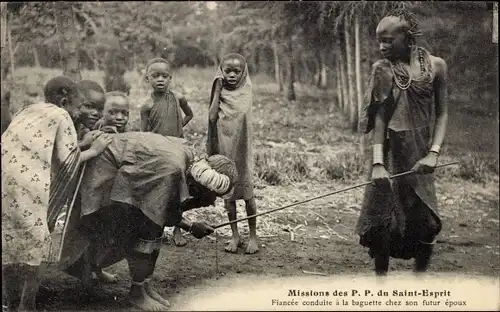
<box><xmin>356</xmin><ymin>9</ymin><xmax>448</xmax><ymax>275</ymax></box>
<box><xmin>2</xmin><ymin>76</ymin><xmax>112</xmax><ymax>311</ymax></box>
<box><xmin>140</xmin><ymin>57</ymin><xmax>194</xmax><ymax>247</ymax></box>
<box><xmin>94</xmin><ymin>91</ymin><xmax>130</xmax><ymax>134</ymax></box>
<box><xmin>207</xmin><ymin>53</ymin><xmax>259</xmax><ymax>254</ymax></box>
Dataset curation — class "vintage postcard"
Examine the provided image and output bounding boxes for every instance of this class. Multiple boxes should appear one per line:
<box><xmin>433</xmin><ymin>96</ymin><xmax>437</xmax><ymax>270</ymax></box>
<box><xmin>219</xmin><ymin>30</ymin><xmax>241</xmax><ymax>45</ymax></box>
<box><xmin>1</xmin><ymin>1</ymin><xmax>499</xmax><ymax>311</ymax></box>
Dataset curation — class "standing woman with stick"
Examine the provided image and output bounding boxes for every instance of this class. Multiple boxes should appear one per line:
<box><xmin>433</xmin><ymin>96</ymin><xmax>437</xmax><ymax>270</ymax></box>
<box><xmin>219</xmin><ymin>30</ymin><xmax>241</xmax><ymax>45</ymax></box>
<box><xmin>356</xmin><ymin>9</ymin><xmax>449</xmax><ymax>275</ymax></box>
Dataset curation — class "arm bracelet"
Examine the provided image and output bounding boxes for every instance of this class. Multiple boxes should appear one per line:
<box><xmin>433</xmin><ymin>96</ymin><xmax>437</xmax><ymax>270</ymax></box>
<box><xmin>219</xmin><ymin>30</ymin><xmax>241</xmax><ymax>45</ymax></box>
<box><xmin>372</xmin><ymin>144</ymin><xmax>384</xmax><ymax>165</ymax></box>
<box><xmin>430</xmin><ymin>144</ymin><xmax>441</xmax><ymax>155</ymax></box>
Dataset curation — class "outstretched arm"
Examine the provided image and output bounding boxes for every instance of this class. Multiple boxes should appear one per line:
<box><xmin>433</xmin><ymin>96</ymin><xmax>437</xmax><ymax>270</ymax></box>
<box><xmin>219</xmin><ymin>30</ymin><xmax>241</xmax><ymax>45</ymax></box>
<box><xmin>179</xmin><ymin>96</ymin><xmax>194</xmax><ymax>127</ymax></box>
<box><xmin>177</xmin><ymin>216</ymin><xmax>214</xmax><ymax>239</ymax></box>
<box><xmin>209</xmin><ymin>78</ymin><xmax>223</xmax><ymax>123</ymax></box>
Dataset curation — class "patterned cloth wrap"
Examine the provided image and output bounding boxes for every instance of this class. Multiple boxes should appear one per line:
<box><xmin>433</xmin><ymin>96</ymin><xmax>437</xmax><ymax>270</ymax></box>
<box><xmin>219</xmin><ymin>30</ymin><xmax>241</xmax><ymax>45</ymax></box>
<box><xmin>2</xmin><ymin>102</ymin><xmax>81</xmax><ymax>266</ymax></box>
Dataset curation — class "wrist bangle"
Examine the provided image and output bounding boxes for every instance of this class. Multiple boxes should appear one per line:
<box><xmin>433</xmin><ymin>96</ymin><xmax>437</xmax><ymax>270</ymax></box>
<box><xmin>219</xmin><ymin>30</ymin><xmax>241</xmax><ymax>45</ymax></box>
<box><xmin>430</xmin><ymin>144</ymin><xmax>441</xmax><ymax>155</ymax></box>
<box><xmin>372</xmin><ymin>144</ymin><xmax>384</xmax><ymax>165</ymax></box>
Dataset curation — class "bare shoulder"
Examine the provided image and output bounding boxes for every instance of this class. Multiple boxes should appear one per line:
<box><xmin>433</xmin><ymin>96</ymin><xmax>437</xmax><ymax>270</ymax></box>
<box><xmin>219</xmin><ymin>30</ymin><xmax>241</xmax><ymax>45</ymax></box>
<box><xmin>372</xmin><ymin>58</ymin><xmax>391</xmax><ymax>70</ymax></box>
<box><xmin>139</xmin><ymin>97</ymin><xmax>153</xmax><ymax>112</ymax></box>
<box><xmin>430</xmin><ymin>55</ymin><xmax>448</xmax><ymax>77</ymax></box>
<box><xmin>370</xmin><ymin>59</ymin><xmax>392</xmax><ymax>78</ymax></box>
<box><xmin>171</xmin><ymin>90</ymin><xmax>186</xmax><ymax>102</ymax></box>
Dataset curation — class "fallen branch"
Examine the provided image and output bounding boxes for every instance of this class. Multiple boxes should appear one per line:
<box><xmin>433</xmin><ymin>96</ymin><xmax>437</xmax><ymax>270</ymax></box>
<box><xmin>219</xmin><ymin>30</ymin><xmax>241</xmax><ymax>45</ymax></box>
<box><xmin>302</xmin><ymin>270</ymin><xmax>328</xmax><ymax>276</ymax></box>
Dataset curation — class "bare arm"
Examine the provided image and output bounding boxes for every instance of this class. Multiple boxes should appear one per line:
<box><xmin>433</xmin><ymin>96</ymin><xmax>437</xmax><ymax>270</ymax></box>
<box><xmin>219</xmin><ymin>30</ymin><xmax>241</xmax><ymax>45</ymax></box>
<box><xmin>140</xmin><ymin>101</ymin><xmax>152</xmax><ymax>132</ymax></box>
<box><xmin>79</xmin><ymin>134</ymin><xmax>113</xmax><ymax>163</ymax></box>
<box><xmin>411</xmin><ymin>57</ymin><xmax>448</xmax><ymax>174</ymax></box>
<box><xmin>80</xmin><ymin>149</ymin><xmax>99</xmax><ymax>162</ymax></box>
<box><xmin>370</xmin><ymin>101</ymin><xmax>391</xmax><ymax>185</ymax></box>
<box><xmin>209</xmin><ymin>79</ymin><xmax>223</xmax><ymax>123</ymax></box>
<box><xmin>431</xmin><ymin>57</ymin><xmax>449</xmax><ymax>151</ymax></box>
<box><xmin>179</xmin><ymin>96</ymin><xmax>194</xmax><ymax>127</ymax></box>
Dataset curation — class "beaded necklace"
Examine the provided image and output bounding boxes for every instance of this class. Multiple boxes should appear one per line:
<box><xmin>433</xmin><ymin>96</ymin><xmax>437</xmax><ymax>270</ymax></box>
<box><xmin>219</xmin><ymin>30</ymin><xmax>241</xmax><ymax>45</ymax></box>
<box><xmin>390</xmin><ymin>46</ymin><xmax>431</xmax><ymax>90</ymax></box>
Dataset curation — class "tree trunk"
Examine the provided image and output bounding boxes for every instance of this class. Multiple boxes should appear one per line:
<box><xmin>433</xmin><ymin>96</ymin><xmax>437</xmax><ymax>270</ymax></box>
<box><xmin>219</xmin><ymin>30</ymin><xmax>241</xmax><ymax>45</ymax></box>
<box><xmin>355</xmin><ymin>15</ymin><xmax>368</xmax><ymax>159</ymax></box>
<box><xmin>7</xmin><ymin>12</ymin><xmax>14</xmax><ymax>78</ymax></box>
<box><xmin>355</xmin><ymin>15</ymin><xmax>363</xmax><ymax>127</ymax></box>
<box><xmin>319</xmin><ymin>50</ymin><xmax>327</xmax><ymax>89</ymax></box>
<box><xmin>316</xmin><ymin>49</ymin><xmax>322</xmax><ymax>88</ymax></box>
<box><xmin>1</xmin><ymin>2</ymin><xmax>6</xmax><ymax>49</ymax></box>
<box><xmin>272</xmin><ymin>39</ymin><xmax>282</xmax><ymax>92</ymax></box>
<box><xmin>287</xmin><ymin>37</ymin><xmax>296</xmax><ymax>101</ymax></box>
<box><xmin>335</xmin><ymin>53</ymin><xmax>343</xmax><ymax>110</ymax></box>
<box><xmin>338</xmin><ymin>40</ymin><xmax>348</xmax><ymax>116</ymax></box>
<box><xmin>345</xmin><ymin>15</ymin><xmax>357</xmax><ymax>133</ymax></box>
<box><xmin>33</xmin><ymin>45</ymin><xmax>40</xmax><ymax>67</ymax></box>
<box><xmin>55</xmin><ymin>2</ymin><xmax>82</xmax><ymax>81</ymax></box>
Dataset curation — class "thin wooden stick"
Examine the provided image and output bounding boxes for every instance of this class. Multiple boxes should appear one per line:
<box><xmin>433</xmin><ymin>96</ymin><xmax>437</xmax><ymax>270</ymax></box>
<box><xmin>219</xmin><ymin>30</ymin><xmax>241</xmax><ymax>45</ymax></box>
<box><xmin>212</xmin><ymin>161</ymin><xmax>459</xmax><ymax>229</ymax></box>
<box><xmin>57</xmin><ymin>162</ymin><xmax>87</xmax><ymax>261</ymax></box>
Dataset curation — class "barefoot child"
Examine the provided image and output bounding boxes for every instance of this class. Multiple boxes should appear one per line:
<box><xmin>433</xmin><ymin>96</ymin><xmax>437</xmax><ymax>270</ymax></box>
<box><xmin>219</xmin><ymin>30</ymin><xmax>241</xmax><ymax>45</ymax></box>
<box><xmin>356</xmin><ymin>9</ymin><xmax>448</xmax><ymax>275</ymax></box>
<box><xmin>94</xmin><ymin>91</ymin><xmax>130</xmax><ymax>134</ymax></box>
<box><xmin>2</xmin><ymin>76</ymin><xmax>112</xmax><ymax>311</ymax></box>
<box><xmin>207</xmin><ymin>53</ymin><xmax>259</xmax><ymax>254</ymax></box>
<box><xmin>140</xmin><ymin>57</ymin><xmax>194</xmax><ymax>247</ymax></box>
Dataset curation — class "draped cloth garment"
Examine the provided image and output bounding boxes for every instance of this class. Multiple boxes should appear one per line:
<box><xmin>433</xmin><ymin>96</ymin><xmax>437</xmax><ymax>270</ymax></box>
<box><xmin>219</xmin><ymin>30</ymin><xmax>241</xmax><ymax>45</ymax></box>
<box><xmin>206</xmin><ymin>63</ymin><xmax>254</xmax><ymax>201</ymax></box>
<box><xmin>56</xmin><ymin>132</ymin><xmax>195</xmax><ymax>271</ymax></box>
<box><xmin>143</xmin><ymin>91</ymin><xmax>184</xmax><ymax>138</ymax></box>
<box><xmin>2</xmin><ymin>103</ymin><xmax>81</xmax><ymax>266</ymax></box>
<box><xmin>356</xmin><ymin>47</ymin><xmax>442</xmax><ymax>260</ymax></box>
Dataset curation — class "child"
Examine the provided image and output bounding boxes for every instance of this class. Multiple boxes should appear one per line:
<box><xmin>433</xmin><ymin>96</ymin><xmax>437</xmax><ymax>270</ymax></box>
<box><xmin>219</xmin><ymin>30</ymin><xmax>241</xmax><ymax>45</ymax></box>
<box><xmin>207</xmin><ymin>53</ymin><xmax>259</xmax><ymax>254</ymax></box>
<box><xmin>75</xmin><ymin>80</ymin><xmax>106</xmax><ymax>140</ymax></box>
<box><xmin>94</xmin><ymin>91</ymin><xmax>130</xmax><ymax>134</ymax></box>
<box><xmin>2</xmin><ymin>76</ymin><xmax>112</xmax><ymax>311</ymax></box>
<box><xmin>356</xmin><ymin>9</ymin><xmax>449</xmax><ymax>275</ymax></box>
<box><xmin>70</xmin><ymin>80</ymin><xmax>119</xmax><ymax>285</ymax></box>
<box><xmin>140</xmin><ymin>57</ymin><xmax>194</xmax><ymax>247</ymax></box>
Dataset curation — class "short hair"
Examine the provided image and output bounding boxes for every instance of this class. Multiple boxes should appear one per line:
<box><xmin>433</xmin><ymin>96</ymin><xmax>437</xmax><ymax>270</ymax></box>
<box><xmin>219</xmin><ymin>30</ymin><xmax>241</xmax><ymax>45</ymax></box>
<box><xmin>43</xmin><ymin>76</ymin><xmax>80</xmax><ymax>105</ymax></box>
<box><xmin>146</xmin><ymin>57</ymin><xmax>171</xmax><ymax>73</ymax></box>
<box><xmin>105</xmin><ymin>91</ymin><xmax>130</xmax><ymax>106</ymax></box>
<box><xmin>78</xmin><ymin>80</ymin><xmax>105</xmax><ymax>94</ymax></box>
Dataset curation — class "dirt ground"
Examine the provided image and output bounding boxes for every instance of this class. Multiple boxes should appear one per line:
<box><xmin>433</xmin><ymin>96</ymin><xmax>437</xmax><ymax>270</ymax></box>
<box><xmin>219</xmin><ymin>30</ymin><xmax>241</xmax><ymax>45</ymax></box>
<box><xmin>37</xmin><ymin>177</ymin><xmax>499</xmax><ymax>311</ymax></box>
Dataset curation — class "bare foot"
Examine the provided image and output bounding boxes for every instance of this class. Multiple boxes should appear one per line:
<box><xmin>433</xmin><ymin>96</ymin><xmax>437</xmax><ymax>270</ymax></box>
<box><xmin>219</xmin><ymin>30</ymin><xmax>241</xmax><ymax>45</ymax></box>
<box><xmin>144</xmin><ymin>281</ymin><xmax>170</xmax><ymax>308</ymax></box>
<box><xmin>245</xmin><ymin>237</ymin><xmax>259</xmax><ymax>254</ymax></box>
<box><xmin>129</xmin><ymin>284</ymin><xmax>169</xmax><ymax>311</ymax></box>
<box><xmin>94</xmin><ymin>270</ymin><xmax>118</xmax><ymax>284</ymax></box>
<box><xmin>172</xmin><ymin>227</ymin><xmax>187</xmax><ymax>247</ymax></box>
<box><xmin>225</xmin><ymin>235</ymin><xmax>242</xmax><ymax>253</ymax></box>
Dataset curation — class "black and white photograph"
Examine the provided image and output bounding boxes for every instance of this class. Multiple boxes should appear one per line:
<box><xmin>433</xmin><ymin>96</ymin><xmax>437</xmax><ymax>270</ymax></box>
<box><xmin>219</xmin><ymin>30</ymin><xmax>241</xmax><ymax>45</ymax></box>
<box><xmin>1</xmin><ymin>1</ymin><xmax>499</xmax><ymax>311</ymax></box>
